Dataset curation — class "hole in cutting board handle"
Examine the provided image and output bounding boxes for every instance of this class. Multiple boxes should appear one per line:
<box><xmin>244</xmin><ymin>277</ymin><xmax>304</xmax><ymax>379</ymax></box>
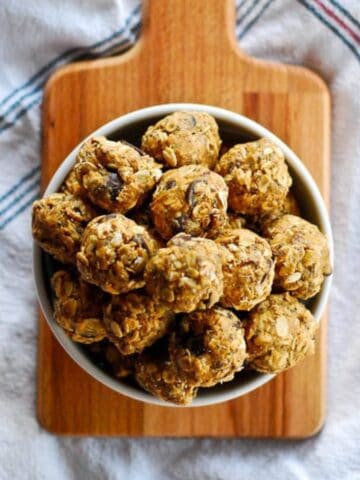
<box><xmin>139</xmin><ymin>0</ymin><xmax>247</xmax><ymax>60</ymax></box>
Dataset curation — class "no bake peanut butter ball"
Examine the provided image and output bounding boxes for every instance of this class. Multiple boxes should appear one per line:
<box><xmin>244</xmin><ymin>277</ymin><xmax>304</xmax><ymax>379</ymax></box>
<box><xmin>76</xmin><ymin>213</ymin><xmax>158</xmax><ymax>294</ymax></box>
<box><xmin>144</xmin><ymin>234</ymin><xmax>223</xmax><ymax>313</ymax></box>
<box><xmin>74</xmin><ymin>136</ymin><xmax>162</xmax><ymax>213</ymax></box>
<box><xmin>216</xmin><ymin>138</ymin><xmax>292</xmax><ymax>216</ymax></box>
<box><xmin>150</xmin><ymin>165</ymin><xmax>228</xmax><ymax>240</ymax></box>
<box><xmin>263</xmin><ymin>214</ymin><xmax>331</xmax><ymax>299</ymax></box>
<box><xmin>244</xmin><ymin>293</ymin><xmax>317</xmax><ymax>373</ymax></box>
<box><xmin>169</xmin><ymin>307</ymin><xmax>247</xmax><ymax>387</ymax></box>
<box><xmin>216</xmin><ymin>228</ymin><xmax>275</xmax><ymax>311</ymax></box>
<box><xmin>141</xmin><ymin>111</ymin><xmax>221</xmax><ymax>169</ymax></box>
<box><xmin>32</xmin><ymin>192</ymin><xmax>98</xmax><ymax>264</ymax></box>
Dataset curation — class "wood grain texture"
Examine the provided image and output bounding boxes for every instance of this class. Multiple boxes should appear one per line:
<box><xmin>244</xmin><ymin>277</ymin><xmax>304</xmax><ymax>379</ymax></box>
<box><xmin>38</xmin><ymin>0</ymin><xmax>330</xmax><ymax>437</ymax></box>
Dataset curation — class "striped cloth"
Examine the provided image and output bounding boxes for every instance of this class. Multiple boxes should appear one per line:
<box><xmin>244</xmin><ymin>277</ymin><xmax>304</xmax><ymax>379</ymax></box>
<box><xmin>1</xmin><ymin>0</ymin><xmax>359</xmax><ymax>478</ymax></box>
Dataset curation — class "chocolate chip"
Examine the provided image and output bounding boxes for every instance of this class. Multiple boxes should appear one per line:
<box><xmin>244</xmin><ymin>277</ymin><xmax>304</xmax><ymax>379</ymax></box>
<box><xmin>172</xmin><ymin>214</ymin><xmax>188</xmax><ymax>233</ymax></box>
<box><xmin>106</xmin><ymin>172</ymin><xmax>123</xmax><ymax>201</ymax></box>
<box><xmin>177</xmin><ymin>328</ymin><xmax>205</xmax><ymax>356</ymax></box>
<box><xmin>186</xmin><ymin>336</ymin><xmax>205</xmax><ymax>356</ymax></box>
<box><xmin>165</xmin><ymin>180</ymin><xmax>177</xmax><ymax>190</ymax></box>
<box><xmin>133</xmin><ymin>234</ymin><xmax>150</xmax><ymax>253</ymax></box>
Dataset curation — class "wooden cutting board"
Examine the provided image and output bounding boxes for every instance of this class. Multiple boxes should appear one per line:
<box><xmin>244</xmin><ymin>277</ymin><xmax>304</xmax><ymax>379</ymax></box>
<box><xmin>38</xmin><ymin>0</ymin><xmax>330</xmax><ymax>437</ymax></box>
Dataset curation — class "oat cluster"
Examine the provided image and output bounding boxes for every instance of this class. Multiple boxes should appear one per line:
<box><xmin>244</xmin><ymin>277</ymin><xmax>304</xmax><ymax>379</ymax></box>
<box><xmin>32</xmin><ymin>110</ymin><xmax>331</xmax><ymax>405</ymax></box>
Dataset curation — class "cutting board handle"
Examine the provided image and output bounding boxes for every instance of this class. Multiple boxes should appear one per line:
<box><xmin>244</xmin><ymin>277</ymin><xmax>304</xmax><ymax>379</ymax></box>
<box><xmin>140</xmin><ymin>0</ymin><xmax>246</xmax><ymax>59</ymax></box>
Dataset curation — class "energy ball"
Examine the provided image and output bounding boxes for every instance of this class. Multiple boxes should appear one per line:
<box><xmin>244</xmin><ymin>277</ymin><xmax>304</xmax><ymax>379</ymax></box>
<box><xmin>141</xmin><ymin>111</ymin><xmax>221</xmax><ymax>169</ymax></box>
<box><xmin>32</xmin><ymin>193</ymin><xmax>98</xmax><ymax>264</ymax></box>
<box><xmin>169</xmin><ymin>307</ymin><xmax>247</xmax><ymax>387</ymax></box>
<box><xmin>76</xmin><ymin>213</ymin><xmax>158</xmax><ymax>294</ymax></box>
<box><xmin>135</xmin><ymin>342</ymin><xmax>197</xmax><ymax>405</ymax></box>
<box><xmin>263</xmin><ymin>214</ymin><xmax>331</xmax><ymax>299</ymax></box>
<box><xmin>104</xmin><ymin>292</ymin><xmax>174</xmax><ymax>355</ymax></box>
<box><xmin>216</xmin><ymin>138</ymin><xmax>292</xmax><ymax>216</ymax></box>
<box><xmin>144</xmin><ymin>235</ymin><xmax>223</xmax><ymax>313</ymax></box>
<box><xmin>216</xmin><ymin>228</ymin><xmax>275</xmax><ymax>310</ymax></box>
<box><xmin>74</xmin><ymin>136</ymin><xmax>162</xmax><ymax>213</ymax></box>
<box><xmin>151</xmin><ymin>165</ymin><xmax>228</xmax><ymax>239</ymax></box>
<box><xmin>51</xmin><ymin>269</ymin><xmax>106</xmax><ymax>343</ymax></box>
<box><xmin>104</xmin><ymin>344</ymin><xmax>136</xmax><ymax>378</ymax></box>
<box><xmin>244</xmin><ymin>293</ymin><xmax>317</xmax><ymax>373</ymax></box>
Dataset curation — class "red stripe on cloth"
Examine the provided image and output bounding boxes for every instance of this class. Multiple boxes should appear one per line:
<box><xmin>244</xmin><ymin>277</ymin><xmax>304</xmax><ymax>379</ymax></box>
<box><xmin>314</xmin><ymin>0</ymin><xmax>360</xmax><ymax>45</ymax></box>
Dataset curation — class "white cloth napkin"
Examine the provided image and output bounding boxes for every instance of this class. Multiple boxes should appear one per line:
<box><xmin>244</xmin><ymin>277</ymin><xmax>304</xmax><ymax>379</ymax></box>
<box><xmin>1</xmin><ymin>0</ymin><xmax>359</xmax><ymax>478</ymax></box>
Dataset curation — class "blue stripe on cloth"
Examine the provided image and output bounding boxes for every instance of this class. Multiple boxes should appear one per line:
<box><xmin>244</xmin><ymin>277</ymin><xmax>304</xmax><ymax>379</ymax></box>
<box><xmin>0</xmin><ymin>85</ymin><xmax>43</xmax><ymax>123</ymax></box>
<box><xmin>0</xmin><ymin>177</ymin><xmax>40</xmax><ymax>217</ymax></box>
<box><xmin>297</xmin><ymin>0</ymin><xmax>360</xmax><ymax>61</ymax></box>
<box><xmin>328</xmin><ymin>0</ymin><xmax>360</xmax><ymax>31</ymax></box>
<box><xmin>0</xmin><ymin>192</ymin><xmax>39</xmax><ymax>230</ymax></box>
<box><xmin>0</xmin><ymin>34</ymin><xmax>136</xmax><ymax>133</ymax></box>
<box><xmin>0</xmin><ymin>16</ymin><xmax>141</xmax><ymax>128</ymax></box>
<box><xmin>0</xmin><ymin>165</ymin><xmax>40</xmax><ymax>204</ymax></box>
<box><xmin>0</xmin><ymin>97</ymin><xmax>42</xmax><ymax>135</ymax></box>
<box><xmin>236</xmin><ymin>0</ymin><xmax>261</xmax><ymax>28</ymax></box>
<box><xmin>0</xmin><ymin>36</ymin><xmax>136</xmax><ymax>130</ymax></box>
<box><xmin>0</xmin><ymin>4</ymin><xmax>141</xmax><ymax>110</ymax></box>
<box><xmin>238</xmin><ymin>0</ymin><xmax>273</xmax><ymax>39</ymax></box>
<box><xmin>0</xmin><ymin>0</ymin><xmax>272</xmax><ymax>229</ymax></box>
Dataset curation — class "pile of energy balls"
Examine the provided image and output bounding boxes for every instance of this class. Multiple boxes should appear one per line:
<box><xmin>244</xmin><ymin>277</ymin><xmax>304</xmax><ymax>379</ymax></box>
<box><xmin>32</xmin><ymin>111</ymin><xmax>331</xmax><ymax>405</ymax></box>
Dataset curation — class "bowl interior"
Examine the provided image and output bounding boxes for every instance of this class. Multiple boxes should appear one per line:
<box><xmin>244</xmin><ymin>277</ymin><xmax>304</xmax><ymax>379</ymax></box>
<box><xmin>35</xmin><ymin>103</ymin><xmax>333</xmax><ymax>407</ymax></box>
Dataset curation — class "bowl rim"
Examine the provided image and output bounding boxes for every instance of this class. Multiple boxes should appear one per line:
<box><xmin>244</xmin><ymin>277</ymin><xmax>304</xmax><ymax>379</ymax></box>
<box><xmin>33</xmin><ymin>102</ymin><xmax>334</xmax><ymax>408</ymax></box>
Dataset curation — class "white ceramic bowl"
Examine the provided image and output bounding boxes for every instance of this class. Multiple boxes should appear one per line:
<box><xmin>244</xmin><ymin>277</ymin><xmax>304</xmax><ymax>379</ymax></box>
<box><xmin>33</xmin><ymin>103</ymin><xmax>333</xmax><ymax>407</ymax></box>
